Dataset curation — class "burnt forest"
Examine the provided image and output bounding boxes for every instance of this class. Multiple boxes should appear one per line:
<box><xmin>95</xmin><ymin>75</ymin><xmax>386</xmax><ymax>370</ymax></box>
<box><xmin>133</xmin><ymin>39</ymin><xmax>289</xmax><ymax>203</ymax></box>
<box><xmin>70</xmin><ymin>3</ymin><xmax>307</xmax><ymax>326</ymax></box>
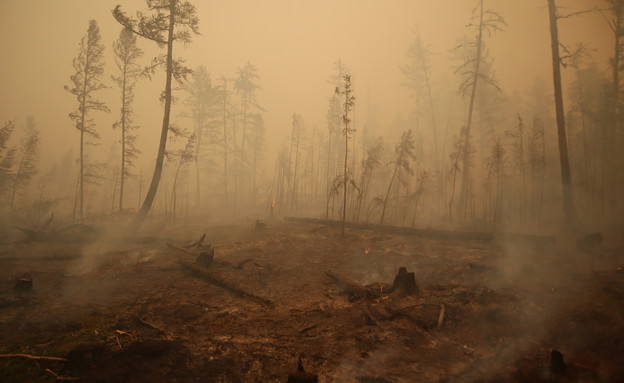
<box><xmin>1</xmin><ymin>0</ymin><xmax>623</xmax><ymax>382</ymax></box>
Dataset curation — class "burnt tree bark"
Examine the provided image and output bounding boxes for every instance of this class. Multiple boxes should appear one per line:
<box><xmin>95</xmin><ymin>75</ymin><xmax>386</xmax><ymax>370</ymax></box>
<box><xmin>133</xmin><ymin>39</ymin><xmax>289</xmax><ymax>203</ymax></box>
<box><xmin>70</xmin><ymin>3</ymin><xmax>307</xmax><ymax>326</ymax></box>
<box><xmin>547</xmin><ymin>0</ymin><xmax>578</xmax><ymax>231</ymax></box>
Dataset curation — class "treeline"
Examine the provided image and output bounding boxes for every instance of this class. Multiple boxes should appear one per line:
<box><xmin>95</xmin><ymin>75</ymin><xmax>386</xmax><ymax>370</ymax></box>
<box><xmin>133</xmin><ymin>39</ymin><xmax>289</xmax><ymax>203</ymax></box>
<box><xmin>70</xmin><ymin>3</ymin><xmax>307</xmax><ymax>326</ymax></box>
<box><xmin>1</xmin><ymin>1</ymin><xmax>267</xmax><ymax>228</ymax></box>
<box><xmin>2</xmin><ymin>0</ymin><xmax>622</xmax><ymax>235</ymax></box>
<box><xmin>271</xmin><ymin>0</ymin><xmax>624</xmax><ymax>234</ymax></box>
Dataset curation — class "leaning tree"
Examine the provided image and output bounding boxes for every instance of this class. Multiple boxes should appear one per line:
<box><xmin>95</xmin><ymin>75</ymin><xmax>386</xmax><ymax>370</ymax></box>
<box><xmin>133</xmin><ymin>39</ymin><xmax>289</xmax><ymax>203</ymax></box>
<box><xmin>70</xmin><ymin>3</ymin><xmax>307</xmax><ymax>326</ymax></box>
<box><xmin>113</xmin><ymin>0</ymin><xmax>199</xmax><ymax>230</ymax></box>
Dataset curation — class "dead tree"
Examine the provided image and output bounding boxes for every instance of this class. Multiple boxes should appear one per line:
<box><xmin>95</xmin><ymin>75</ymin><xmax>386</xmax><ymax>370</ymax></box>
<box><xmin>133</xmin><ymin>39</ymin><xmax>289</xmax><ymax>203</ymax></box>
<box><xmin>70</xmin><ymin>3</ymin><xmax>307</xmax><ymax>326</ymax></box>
<box><xmin>380</xmin><ymin>130</ymin><xmax>416</xmax><ymax>225</ymax></box>
<box><xmin>456</xmin><ymin>0</ymin><xmax>505</xmax><ymax>221</ymax></box>
<box><xmin>547</xmin><ymin>0</ymin><xmax>579</xmax><ymax>230</ymax></box>
<box><xmin>337</xmin><ymin>75</ymin><xmax>355</xmax><ymax>236</ymax></box>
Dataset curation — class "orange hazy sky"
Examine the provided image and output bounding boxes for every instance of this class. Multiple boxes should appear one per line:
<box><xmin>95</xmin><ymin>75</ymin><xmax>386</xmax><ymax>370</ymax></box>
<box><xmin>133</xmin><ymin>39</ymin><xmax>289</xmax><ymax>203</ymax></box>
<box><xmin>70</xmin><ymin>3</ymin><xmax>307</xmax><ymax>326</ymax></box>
<box><xmin>0</xmin><ymin>0</ymin><xmax>611</xmax><ymax>171</ymax></box>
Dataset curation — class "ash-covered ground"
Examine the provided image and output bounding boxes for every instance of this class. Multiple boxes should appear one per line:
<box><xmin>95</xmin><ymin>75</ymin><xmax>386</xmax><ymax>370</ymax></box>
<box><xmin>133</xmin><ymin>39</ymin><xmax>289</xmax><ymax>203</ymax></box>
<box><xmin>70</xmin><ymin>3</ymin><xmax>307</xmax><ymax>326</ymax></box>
<box><xmin>1</xmin><ymin>218</ymin><xmax>623</xmax><ymax>382</ymax></box>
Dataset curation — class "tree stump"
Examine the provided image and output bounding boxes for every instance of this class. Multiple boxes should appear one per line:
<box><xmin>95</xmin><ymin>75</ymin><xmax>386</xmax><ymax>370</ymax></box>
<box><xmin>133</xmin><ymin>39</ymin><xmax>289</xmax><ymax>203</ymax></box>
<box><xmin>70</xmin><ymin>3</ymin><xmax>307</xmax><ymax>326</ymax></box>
<box><xmin>550</xmin><ymin>349</ymin><xmax>565</xmax><ymax>375</ymax></box>
<box><xmin>389</xmin><ymin>267</ymin><xmax>418</xmax><ymax>296</ymax></box>
<box><xmin>197</xmin><ymin>247</ymin><xmax>214</xmax><ymax>266</ymax></box>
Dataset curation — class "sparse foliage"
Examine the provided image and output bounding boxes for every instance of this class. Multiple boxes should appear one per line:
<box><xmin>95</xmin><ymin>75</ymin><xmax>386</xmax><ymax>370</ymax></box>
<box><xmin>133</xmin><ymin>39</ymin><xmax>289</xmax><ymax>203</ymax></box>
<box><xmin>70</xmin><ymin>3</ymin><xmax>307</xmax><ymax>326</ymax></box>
<box><xmin>65</xmin><ymin>20</ymin><xmax>109</xmax><ymax>220</ymax></box>
<box><xmin>113</xmin><ymin>0</ymin><xmax>199</xmax><ymax>230</ymax></box>
<box><xmin>112</xmin><ymin>27</ymin><xmax>143</xmax><ymax>213</ymax></box>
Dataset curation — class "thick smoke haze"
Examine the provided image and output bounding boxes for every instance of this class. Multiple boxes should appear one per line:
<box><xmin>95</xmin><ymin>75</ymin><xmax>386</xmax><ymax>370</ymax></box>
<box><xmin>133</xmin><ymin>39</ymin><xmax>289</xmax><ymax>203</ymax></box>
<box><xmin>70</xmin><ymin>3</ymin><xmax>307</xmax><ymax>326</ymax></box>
<box><xmin>0</xmin><ymin>0</ymin><xmax>608</xmax><ymax>162</ymax></box>
<box><xmin>0</xmin><ymin>0</ymin><xmax>616</xmax><ymax>233</ymax></box>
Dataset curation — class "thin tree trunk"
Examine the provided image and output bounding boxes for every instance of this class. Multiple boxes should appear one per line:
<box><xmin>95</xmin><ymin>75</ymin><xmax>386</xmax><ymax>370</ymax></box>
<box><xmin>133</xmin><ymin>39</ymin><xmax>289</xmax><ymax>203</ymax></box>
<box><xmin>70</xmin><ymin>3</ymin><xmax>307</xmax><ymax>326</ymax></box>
<box><xmin>222</xmin><ymin>79</ymin><xmax>229</xmax><ymax>207</ymax></box>
<box><xmin>380</xmin><ymin>162</ymin><xmax>399</xmax><ymax>225</ymax></box>
<box><xmin>459</xmin><ymin>0</ymin><xmax>484</xmax><ymax>221</ymax></box>
<box><xmin>342</xmin><ymin>125</ymin><xmax>348</xmax><ymax>235</ymax></box>
<box><xmin>9</xmin><ymin>148</ymin><xmax>28</xmax><ymax>217</ymax></box>
<box><xmin>547</xmin><ymin>0</ymin><xmax>578</xmax><ymax>231</ymax></box>
<box><xmin>119</xmin><ymin>65</ymin><xmax>127</xmax><ymax>213</ymax></box>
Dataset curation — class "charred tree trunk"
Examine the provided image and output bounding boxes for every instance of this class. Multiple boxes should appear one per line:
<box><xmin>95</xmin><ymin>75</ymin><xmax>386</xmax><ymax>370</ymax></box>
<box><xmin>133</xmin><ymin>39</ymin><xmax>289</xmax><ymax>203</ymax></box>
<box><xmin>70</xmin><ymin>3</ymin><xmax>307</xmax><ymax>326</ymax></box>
<box><xmin>547</xmin><ymin>0</ymin><xmax>578</xmax><ymax>231</ymax></box>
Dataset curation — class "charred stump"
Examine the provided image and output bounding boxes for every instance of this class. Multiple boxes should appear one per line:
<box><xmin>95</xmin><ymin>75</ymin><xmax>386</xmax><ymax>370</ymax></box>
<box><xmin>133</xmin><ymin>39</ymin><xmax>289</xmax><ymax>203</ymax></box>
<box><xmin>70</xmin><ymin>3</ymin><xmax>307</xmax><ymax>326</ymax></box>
<box><xmin>197</xmin><ymin>246</ymin><xmax>215</xmax><ymax>266</ymax></box>
<box><xmin>550</xmin><ymin>349</ymin><xmax>566</xmax><ymax>375</ymax></box>
<box><xmin>388</xmin><ymin>267</ymin><xmax>418</xmax><ymax>296</ymax></box>
<box><xmin>287</xmin><ymin>357</ymin><xmax>317</xmax><ymax>383</ymax></box>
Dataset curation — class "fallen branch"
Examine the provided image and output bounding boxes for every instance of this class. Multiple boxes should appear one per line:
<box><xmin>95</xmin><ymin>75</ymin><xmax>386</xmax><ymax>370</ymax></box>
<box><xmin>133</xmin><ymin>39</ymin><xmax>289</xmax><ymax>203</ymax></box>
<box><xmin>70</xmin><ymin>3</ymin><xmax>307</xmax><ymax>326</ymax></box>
<box><xmin>253</xmin><ymin>261</ymin><xmax>272</xmax><ymax>270</ymax></box>
<box><xmin>0</xmin><ymin>353</ymin><xmax>67</xmax><ymax>362</ymax></box>
<box><xmin>298</xmin><ymin>324</ymin><xmax>318</xmax><ymax>333</ymax></box>
<box><xmin>233</xmin><ymin>258</ymin><xmax>272</xmax><ymax>270</ymax></box>
<box><xmin>179</xmin><ymin>260</ymin><xmax>273</xmax><ymax>307</ymax></box>
<box><xmin>45</xmin><ymin>368</ymin><xmax>79</xmax><ymax>381</ymax></box>
<box><xmin>135</xmin><ymin>316</ymin><xmax>169</xmax><ymax>338</ymax></box>
<box><xmin>167</xmin><ymin>243</ymin><xmax>196</xmax><ymax>254</ymax></box>
<box><xmin>185</xmin><ymin>233</ymin><xmax>206</xmax><ymax>248</ymax></box>
<box><xmin>437</xmin><ymin>304</ymin><xmax>446</xmax><ymax>329</ymax></box>
<box><xmin>235</xmin><ymin>258</ymin><xmax>254</xmax><ymax>269</ymax></box>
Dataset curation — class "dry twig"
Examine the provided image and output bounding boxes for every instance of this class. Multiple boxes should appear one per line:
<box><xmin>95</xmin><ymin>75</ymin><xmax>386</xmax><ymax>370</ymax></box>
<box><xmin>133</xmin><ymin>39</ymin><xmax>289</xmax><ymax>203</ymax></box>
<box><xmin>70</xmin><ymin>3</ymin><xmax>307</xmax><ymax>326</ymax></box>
<box><xmin>45</xmin><ymin>368</ymin><xmax>79</xmax><ymax>381</ymax></box>
<box><xmin>0</xmin><ymin>353</ymin><xmax>67</xmax><ymax>362</ymax></box>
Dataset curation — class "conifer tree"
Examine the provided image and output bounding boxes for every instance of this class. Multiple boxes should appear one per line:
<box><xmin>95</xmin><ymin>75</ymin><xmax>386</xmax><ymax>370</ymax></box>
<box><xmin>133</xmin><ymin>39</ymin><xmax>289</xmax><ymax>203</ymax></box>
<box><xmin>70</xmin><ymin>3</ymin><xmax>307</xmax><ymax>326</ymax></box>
<box><xmin>113</xmin><ymin>0</ymin><xmax>199</xmax><ymax>229</ymax></box>
<box><xmin>65</xmin><ymin>20</ymin><xmax>109</xmax><ymax>220</ymax></box>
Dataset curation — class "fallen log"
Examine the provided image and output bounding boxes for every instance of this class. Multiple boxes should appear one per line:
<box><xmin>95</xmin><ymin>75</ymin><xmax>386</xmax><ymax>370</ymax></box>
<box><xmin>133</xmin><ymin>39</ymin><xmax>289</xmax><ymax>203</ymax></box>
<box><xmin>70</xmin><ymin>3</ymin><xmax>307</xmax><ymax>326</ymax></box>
<box><xmin>167</xmin><ymin>243</ymin><xmax>196</xmax><ymax>255</ymax></box>
<box><xmin>45</xmin><ymin>368</ymin><xmax>79</xmax><ymax>381</ymax></box>
<box><xmin>284</xmin><ymin>216</ymin><xmax>556</xmax><ymax>249</ymax></box>
<box><xmin>178</xmin><ymin>260</ymin><xmax>273</xmax><ymax>307</ymax></box>
<box><xmin>325</xmin><ymin>271</ymin><xmax>376</xmax><ymax>301</ymax></box>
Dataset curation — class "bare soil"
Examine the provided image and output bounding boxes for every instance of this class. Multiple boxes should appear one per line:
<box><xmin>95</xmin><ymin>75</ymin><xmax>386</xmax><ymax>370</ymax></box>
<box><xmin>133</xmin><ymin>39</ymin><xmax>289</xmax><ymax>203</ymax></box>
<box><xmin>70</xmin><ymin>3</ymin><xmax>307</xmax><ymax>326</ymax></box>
<box><xmin>1</xmin><ymin>218</ymin><xmax>623</xmax><ymax>382</ymax></box>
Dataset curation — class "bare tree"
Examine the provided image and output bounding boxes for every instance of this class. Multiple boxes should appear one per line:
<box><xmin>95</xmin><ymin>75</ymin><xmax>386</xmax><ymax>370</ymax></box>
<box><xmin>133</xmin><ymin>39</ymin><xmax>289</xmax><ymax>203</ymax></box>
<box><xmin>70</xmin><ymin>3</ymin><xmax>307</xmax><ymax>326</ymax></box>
<box><xmin>604</xmin><ymin>0</ymin><xmax>624</xmax><ymax>217</ymax></box>
<box><xmin>184</xmin><ymin>66</ymin><xmax>216</xmax><ymax>208</ymax></box>
<box><xmin>168</xmin><ymin>131</ymin><xmax>196</xmax><ymax>221</ymax></box>
<box><xmin>218</xmin><ymin>77</ymin><xmax>231</xmax><ymax>207</ymax></box>
<box><xmin>355</xmin><ymin>137</ymin><xmax>384</xmax><ymax>222</ymax></box>
<box><xmin>65</xmin><ymin>20</ymin><xmax>109</xmax><ymax>220</ymax></box>
<box><xmin>529</xmin><ymin>116</ymin><xmax>546</xmax><ymax>223</ymax></box>
<box><xmin>0</xmin><ymin>121</ymin><xmax>16</xmax><ymax>198</ymax></box>
<box><xmin>402</xmin><ymin>27</ymin><xmax>439</xmax><ymax>164</ymax></box>
<box><xmin>113</xmin><ymin>0</ymin><xmax>199</xmax><ymax>230</ymax></box>
<box><xmin>547</xmin><ymin>0</ymin><xmax>579</xmax><ymax>230</ymax></box>
<box><xmin>380</xmin><ymin>130</ymin><xmax>417</xmax><ymax>225</ymax></box>
<box><xmin>325</xmin><ymin>92</ymin><xmax>342</xmax><ymax>220</ymax></box>
<box><xmin>9</xmin><ymin>118</ymin><xmax>39</xmax><ymax>217</ymax></box>
<box><xmin>456</xmin><ymin>0</ymin><xmax>505</xmax><ymax>220</ymax></box>
<box><xmin>288</xmin><ymin>113</ymin><xmax>304</xmax><ymax>213</ymax></box>
<box><xmin>410</xmin><ymin>170</ymin><xmax>428</xmax><ymax>228</ymax></box>
<box><xmin>338</xmin><ymin>75</ymin><xmax>355</xmax><ymax>236</ymax></box>
<box><xmin>484</xmin><ymin>137</ymin><xmax>505</xmax><ymax>230</ymax></box>
<box><xmin>112</xmin><ymin>27</ymin><xmax>143</xmax><ymax>213</ymax></box>
<box><xmin>249</xmin><ymin>112</ymin><xmax>265</xmax><ymax>199</ymax></box>
<box><xmin>234</xmin><ymin>61</ymin><xmax>262</xmax><ymax>200</ymax></box>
